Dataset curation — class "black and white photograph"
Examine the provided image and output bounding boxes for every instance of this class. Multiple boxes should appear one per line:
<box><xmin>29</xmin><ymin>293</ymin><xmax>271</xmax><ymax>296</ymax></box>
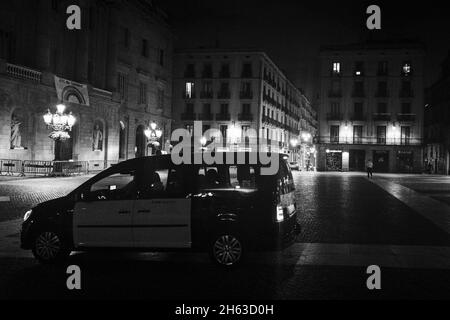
<box><xmin>0</xmin><ymin>0</ymin><xmax>449</xmax><ymax>310</ymax></box>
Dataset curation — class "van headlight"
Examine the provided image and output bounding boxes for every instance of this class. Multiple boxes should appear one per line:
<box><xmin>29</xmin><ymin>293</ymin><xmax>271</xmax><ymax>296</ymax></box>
<box><xmin>23</xmin><ymin>210</ymin><xmax>32</xmax><ymax>222</ymax></box>
<box><xmin>276</xmin><ymin>205</ymin><xmax>284</xmax><ymax>222</ymax></box>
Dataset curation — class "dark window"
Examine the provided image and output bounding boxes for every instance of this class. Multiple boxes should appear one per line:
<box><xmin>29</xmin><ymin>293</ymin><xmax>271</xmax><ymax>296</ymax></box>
<box><xmin>353</xmin><ymin>81</ymin><xmax>364</xmax><ymax>96</ymax></box>
<box><xmin>330</xmin><ymin>102</ymin><xmax>340</xmax><ymax>115</ymax></box>
<box><xmin>202</xmin><ymin>63</ymin><xmax>213</xmax><ymax>78</ymax></box>
<box><xmin>89</xmin><ymin>7</ymin><xmax>96</xmax><ymax>30</ymax></box>
<box><xmin>220</xmin><ymin>104</ymin><xmax>228</xmax><ymax>115</ymax></box>
<box><xmin>242</xmin><ymin>63</ymin><xmax>253</xmax><ymax>77</ymax></box>
<box><xmin>220</xmin><ymin>63</ymin><xmax>230</xmax><ymax>78</ymax></box>
<box><xmin>157</xmin><ymin>89</ymin><xmax>164</xmax><ymax>110</ymax></box>
<box><xmin>242</xmin><ymin>103</ymin><xmax>251</xmax><ymax>114</ymax></box>
<box><xmin>185</xmin><ymin>64</ymin><xmax>195</xmax><ymax>78</ymax></box>
<box><xmin>158</xmin><ymin>49</ymin><xmax>164</xmax><ymax>66</ymax></box>
<box><xmin>139</xmin><ymin>82</ymin><xmax>147</xmax><ymax>104</ymax></box>
<box><xmin>377</xmin><ymin>126</ymin><xmax>386</xmax><ymax>144</ymax></box>
<box><xmin>123</xmin><ymin>27</ymin><xmax>130</xmax><ymax>48</ymax></box>
<box><xmin>377</xmin><ymin>102</ymin><xmax>387</xmax><ymax>114</ymax></box>
<box><xmin>185</xmin><ymin>103</ymin><xmax>194</xmax><ymax>114</ymax></box>
<box><xmin>51</xmin><ymin>0</ymin><xmax>58</xmax><ymax>11</ymax></box>
<box><xmin>203</xmin><ymin>103</ymin><xmax>211</xmax><ymax>115</ymax></box>
<box><xmin>378</xmin><ymin>61</ymin><xmax>388</xmax><ymax>75</ymax></box>
<box><xmin>0</xmin><ymin>29</ymin><xmax>14</xmax><ymax>61</ymax></box>
<box><xmin>118</xmin><ymin>73</ymin><xmax>128</xmax><ymax>100</ymax></box>
<box><xmin>141</xmin><ymin>39</ymin><xmax>148</xmax><ymax>57</ymax></box>
<box><xmin>354</xmin><ymin>102</ymin><xmax>363</xmax><ymax>115</ymax></box>
<box><xmin>377</xmin><ymin>81</ymin><xmax>388</xmax><ymax>96</ymax></box>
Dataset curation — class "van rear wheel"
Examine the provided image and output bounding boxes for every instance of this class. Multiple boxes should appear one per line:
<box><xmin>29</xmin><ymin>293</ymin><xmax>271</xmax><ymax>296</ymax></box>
<box><xmin>211</xmin><ymin>234</ymin><xmax>243</xmax><ymax>266</ymax></box>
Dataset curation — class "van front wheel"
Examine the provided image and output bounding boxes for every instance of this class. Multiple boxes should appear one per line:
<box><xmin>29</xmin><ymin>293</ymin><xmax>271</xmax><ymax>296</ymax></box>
<box><xmin>211</xmin><ymin>234</ymin><xmax>243</xmax><ymax>266</ymax></box>
<box><xmin>32</xmin><ymin>230</ymin><xmax>70</xmax><ymax>264</ymax></box>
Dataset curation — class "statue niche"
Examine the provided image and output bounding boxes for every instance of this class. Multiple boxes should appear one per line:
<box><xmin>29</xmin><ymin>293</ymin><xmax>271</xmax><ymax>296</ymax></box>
<box><xmin>92</xmin><ymin>121</ymin><xmax>104</xmax><ymax>151</ymax></box>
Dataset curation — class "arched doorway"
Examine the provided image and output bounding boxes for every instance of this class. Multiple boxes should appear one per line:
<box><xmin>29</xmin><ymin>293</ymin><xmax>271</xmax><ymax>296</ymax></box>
<box><xmin>135</xmin><ymin>125</ymin><xmax>146</xmax><ymax>158</ymax></box>
<box><xmin>54</xmin><ymin>126</ymin><xmax>75</xmax><ymax>161</ymax></box>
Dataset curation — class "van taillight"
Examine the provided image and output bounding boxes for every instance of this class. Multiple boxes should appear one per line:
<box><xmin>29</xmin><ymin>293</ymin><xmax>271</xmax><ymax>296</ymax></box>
<box><xmin>276</xmin><ymin>205</ymin><xmax>284</xmax><ymax>222</ymax></box>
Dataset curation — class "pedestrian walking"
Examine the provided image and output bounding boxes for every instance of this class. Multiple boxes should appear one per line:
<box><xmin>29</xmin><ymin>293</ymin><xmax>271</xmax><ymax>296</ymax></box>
<box><xmin>366</xmin><ymin>159</ymin><xmax>374</xmax><ymax>178</ymax></box>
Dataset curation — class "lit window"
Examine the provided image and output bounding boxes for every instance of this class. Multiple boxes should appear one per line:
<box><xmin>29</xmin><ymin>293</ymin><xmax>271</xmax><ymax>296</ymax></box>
<box><xmin>332</xmin><ymin>62</ymin><xmax>341</xmax><ymax>74</ymax></box>
<box><xmin>185</xmin><ymin>82</ymin><xmax>194</xmax><ymax>98</ymax></box>
<box><xmin>402</xmin><ymin>62</ymin><xmax>411</xmax><ymax>76</ymax></box>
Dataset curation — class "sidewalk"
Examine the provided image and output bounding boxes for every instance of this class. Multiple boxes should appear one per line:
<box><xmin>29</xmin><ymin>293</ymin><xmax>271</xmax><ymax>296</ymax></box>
<box><xmin>370</xmin><ymin>177</ymin><xmax>450</xmax><ymax>234</ymax></box>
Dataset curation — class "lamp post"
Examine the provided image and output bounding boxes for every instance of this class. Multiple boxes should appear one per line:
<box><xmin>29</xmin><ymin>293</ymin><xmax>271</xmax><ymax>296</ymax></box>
<box><xmin>43</xmin><ymin>104</ymin><xmax>76</xmax><ymax>140</ymax></box>
<box><xmin>144</xmin><ymin>121</ymin><xmax>163</xmax><ymax>154</ymax></box>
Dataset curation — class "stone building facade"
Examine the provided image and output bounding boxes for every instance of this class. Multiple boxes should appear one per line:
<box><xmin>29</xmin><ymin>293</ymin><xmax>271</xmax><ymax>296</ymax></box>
<box><xmin>424</xmin><ymin>52</ymin><xmax>450</xmax><ymax>175</ymax></box>
<box><xmin>0</xmin><ymin>0</ymin><xmax>172</xmax><ymax>171</ymax></box>
<box><xmin>316</xmin><ymin>42</ymin><xmax>425</xmax><ymax>173</ymax></box>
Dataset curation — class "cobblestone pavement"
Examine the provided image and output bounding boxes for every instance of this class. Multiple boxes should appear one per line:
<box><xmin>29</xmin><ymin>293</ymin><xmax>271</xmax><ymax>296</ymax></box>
<box><xmin>0</xmin><ymin>175</ymin><xmax>93</xmax><ymax>222</ymax></box>
<box><xmin>0</xmin><ymin>172</ymin><xmax>449</xmax><ymax>299</ymax></box>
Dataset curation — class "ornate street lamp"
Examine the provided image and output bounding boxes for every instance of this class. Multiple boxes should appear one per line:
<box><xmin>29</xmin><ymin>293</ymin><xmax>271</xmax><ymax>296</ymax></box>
<box><xmin>144</xmin><ymin>121</ymin><xmax>163</xmax><ymax>146</ymax></box>
<box><xmin>43</xmin><ymin>104</ymin><xmax>76</xmax><ymax>140</ymax></box>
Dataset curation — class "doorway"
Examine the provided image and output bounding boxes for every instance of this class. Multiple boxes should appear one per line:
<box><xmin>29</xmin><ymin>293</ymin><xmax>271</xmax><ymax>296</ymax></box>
<box><xmin>349</xmin><ymin>149</ymin><xmax>366</xmax><ymax>171</ymax></box>
<box><xmin>373</xmin><ymin>150</ymin><xmax>389</xmax><ymax>172</ymax></box>
<box><xmin>135</xmin><ymin>125</ymin><xmax>146</xmax><ymax>158</ymax></box>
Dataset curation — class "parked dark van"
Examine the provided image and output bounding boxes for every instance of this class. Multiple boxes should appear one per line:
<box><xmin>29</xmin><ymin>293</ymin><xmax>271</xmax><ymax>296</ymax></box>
<box><xmin>21</xmin><ymin>152</ymin><xmax>300</xmax><ymax>266</ymax></box>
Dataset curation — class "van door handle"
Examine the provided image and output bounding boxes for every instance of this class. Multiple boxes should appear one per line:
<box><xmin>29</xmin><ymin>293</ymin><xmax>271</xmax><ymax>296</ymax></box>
<box><xmin>137</xmin><ymin>209</ymin><xmax>150</xmax><ymax>213</ymax></box>
<box><xmin>118</xmin><ymin>210</ymin><xmax>131</xmax><ymax>215</ymax></box>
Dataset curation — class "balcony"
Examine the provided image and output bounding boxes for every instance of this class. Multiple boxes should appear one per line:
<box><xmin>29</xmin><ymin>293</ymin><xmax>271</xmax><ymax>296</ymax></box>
<box><xmin>240</xmin><ymin>91</ymin><xmax>253</xmax><ymax>99</ymax></box>
<box><xmin>219</xmin><ymin>71</ymin><xmax>230</xmax><ymax>78</ymax></box>
<box><xmin>6</xmin><ymin>63</ymin><xmax>42</xmax><ymax>83</ymax></box>
<box><xmin>216</xmin><ymin>113</ymin><xmax>231</xmax><ymax>121</ymax></box>
<box><xmin>317</xmin><ymin>136</ymin><xmax>422</xmax><ymax>146</ymax></box>
<box><xmin>238</xmin><ymin>113</ymin><xmax>253</xmax><ymax>121</ymax></box>
<box><xmin>400</xmin><ymin>90</ymin><xmax>414</xmax><ymax>98</ymax></box>
<box><xmin>217</xmin><ymin>91</ymin><xmax>231</xmax><ymax>99</ymax></box>
<box><xmin>397</xmin><ymin>113</ymin><xmax>416</xmax><ymax>122</ymax></box>
<box><xmin>200</xmin><ymin>91</ymin><xmax>213</xmax><ymax>99</ymax></box>
<box><xmin>326</xmin><ymin>113</ymin><xmax>343</xmax><ymax>121</ymax></box>
<box><xmin>198</xmin><ymin>113</ymin><xmax>214</xmax><ymax>121</ymax></box>
<box><xmin>373</xmin><ymin>113</ymin><xmax>391</xmax><ymax>121</ymax></box>
<box><xmin>181</xmin><ymin>113</ymin><xmax>197</xmax><ymax>121</ymax></box>
<box><xmin>182</xmin><ymin>92</ymin><xmax>196</xmax><ymax>99</ymax></box>
<box><xmin>351</xmin><ymin>113</ymin><xmax>366</xmax><ymax>121</ymax></box>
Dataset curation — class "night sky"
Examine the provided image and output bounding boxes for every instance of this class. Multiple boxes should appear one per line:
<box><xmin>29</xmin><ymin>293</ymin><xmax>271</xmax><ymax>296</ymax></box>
<box><xmin>156</xmin><ymin>0</ymin><xmax>450</xmax><ymax>101</ymax></box>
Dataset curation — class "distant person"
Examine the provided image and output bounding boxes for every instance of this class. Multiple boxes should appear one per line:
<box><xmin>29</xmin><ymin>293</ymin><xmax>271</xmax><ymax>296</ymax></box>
<box><xmin>366</xmin><ymin>159</ymin><xmax>374</xmax><ymax>178</ymax></box>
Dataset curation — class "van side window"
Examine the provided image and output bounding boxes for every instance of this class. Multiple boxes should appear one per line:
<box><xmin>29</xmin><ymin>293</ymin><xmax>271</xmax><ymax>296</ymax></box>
<box><xmin>196</xmin><ymin>166</ymin><xmax>228</xmax><ymax>190</ymax></box>
<box><xmin>229</xmin><ymin>165</ymin><xmax>258</xmax><ymax>189</ymax></box>
<box><xmin>139</xmin><ymin>167</ymin><xmax>187</xmax><ymax>198</ymax></box>
<box><xmin>88</xmin><ymin>169</ymin><xmax>137</xmax><ymax>200</ymax></box>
